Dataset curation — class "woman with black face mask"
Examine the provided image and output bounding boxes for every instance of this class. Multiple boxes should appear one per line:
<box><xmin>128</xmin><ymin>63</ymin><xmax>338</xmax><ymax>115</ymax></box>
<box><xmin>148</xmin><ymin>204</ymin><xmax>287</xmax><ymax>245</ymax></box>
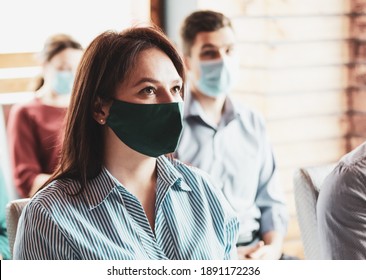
<box><xmin>13</xmin><ymin>26</ymin><xmax>239</xmax><ymax>260</ymax></box>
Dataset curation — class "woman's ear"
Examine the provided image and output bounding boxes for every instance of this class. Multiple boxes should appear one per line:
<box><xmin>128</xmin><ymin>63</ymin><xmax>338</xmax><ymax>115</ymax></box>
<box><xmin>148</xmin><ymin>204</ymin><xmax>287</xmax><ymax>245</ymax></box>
<box><xmin>92</xmin><ymin>97</ymin><xmax>111</xmax><ymax>125</ymax></box>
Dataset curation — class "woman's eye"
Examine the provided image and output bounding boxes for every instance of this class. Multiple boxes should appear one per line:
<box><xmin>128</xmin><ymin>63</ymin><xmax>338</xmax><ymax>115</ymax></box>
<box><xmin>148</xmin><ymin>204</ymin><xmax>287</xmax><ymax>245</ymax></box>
<box><xmin>141</xmin><ymin>87</ymin><xmax>156</xmax><ymax>96</ymax></box>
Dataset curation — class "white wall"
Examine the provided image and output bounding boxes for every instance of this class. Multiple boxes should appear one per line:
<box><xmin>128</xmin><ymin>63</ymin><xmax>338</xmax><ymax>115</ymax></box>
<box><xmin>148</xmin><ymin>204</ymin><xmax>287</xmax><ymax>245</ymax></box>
<box><xmin>0</xmin><ymin>0</ymin><xmax>150</xmax><ymax>52</ymax></box>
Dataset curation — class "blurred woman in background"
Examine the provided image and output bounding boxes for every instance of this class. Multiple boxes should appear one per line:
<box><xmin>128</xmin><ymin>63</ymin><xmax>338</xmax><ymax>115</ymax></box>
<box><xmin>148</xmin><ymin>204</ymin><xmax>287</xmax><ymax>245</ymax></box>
<box><xmin>7</xmin><ymin>34</ymin><xmax>83</xmax><ymax>197</ymax></box>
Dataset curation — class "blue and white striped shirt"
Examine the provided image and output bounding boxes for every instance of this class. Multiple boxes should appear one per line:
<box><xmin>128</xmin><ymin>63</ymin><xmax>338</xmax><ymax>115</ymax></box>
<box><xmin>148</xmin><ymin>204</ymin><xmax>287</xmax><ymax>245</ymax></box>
<box><xmin>14</xmin><ymin>156</ymin><xmax>239</xmax><ymax>260</ymax></box>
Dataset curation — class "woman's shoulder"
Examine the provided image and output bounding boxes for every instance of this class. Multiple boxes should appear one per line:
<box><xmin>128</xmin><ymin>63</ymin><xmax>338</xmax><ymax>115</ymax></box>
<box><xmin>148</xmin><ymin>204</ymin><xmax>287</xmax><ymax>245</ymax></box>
<box><xmin>26</xmin><ymin>178</ymin><xmax>81</xmax><ymax>212</ymax></box>
<box><xmin>8</xmin><ymin>98</ymin><xmax>43</xmax><ymax>120</ymax></box>
<box><xmin>10</xmin><ymin>98</ymin><xmax>65</xmax><ymax>116</ymax></box>
<box><xmin>11</xmin><ymin>98</ymin><xmax>41</xmax><ymax>111</ymax></box>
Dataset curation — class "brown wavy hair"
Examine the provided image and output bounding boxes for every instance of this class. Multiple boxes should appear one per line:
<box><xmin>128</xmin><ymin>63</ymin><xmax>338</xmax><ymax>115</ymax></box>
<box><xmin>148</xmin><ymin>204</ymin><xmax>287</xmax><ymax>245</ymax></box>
<box><xmin>45</xmin><ymin>26</ymin><xmax>186</xmax><ymax>193</ymax></box>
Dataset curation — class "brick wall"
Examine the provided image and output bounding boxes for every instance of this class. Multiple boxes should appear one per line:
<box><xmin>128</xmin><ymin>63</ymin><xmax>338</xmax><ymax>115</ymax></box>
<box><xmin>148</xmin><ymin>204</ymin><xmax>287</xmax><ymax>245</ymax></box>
<box><xmin>349</xmin><ymin>0</ymin><xmax>366</xmax><ymax>148</ymax></box>
<box><xmin>196</xmin><ymin>0</ymin><xmax>352</xmax><ymax>258</ymax></box>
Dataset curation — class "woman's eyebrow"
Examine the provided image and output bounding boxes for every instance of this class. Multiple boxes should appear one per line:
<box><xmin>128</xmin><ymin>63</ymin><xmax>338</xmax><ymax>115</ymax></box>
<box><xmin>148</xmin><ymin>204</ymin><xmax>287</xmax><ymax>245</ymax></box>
<box><xmin>172</xmin><ymin>79</ymin><xmax>183</xmax><ymax>84</ymax></box>
<box><xmin>133</xmin><ymin>77</ymin><xmax>159</xmax><ymax>87</ymax></box>
<box><xmin>133</xmin><ymin>78</ymin><xmax>183</xmax><ymax>87</ymax></box>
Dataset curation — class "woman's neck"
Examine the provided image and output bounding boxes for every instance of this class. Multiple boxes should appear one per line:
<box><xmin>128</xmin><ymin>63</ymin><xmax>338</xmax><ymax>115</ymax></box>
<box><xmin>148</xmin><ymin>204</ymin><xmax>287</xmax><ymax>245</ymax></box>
<box><xmin>103</xmin><ymin>128</ymin><xmax>157</xmax><ymax>193</ymax></box>
<box><xmin>36</xmin><ymin>86</ymin><xmax>70</xmax><ymax>108</ymax></box>
<box><xmin>103</xmin><ymin>128</ymin><xmax>157</xmax><ymax>232</ymax></box>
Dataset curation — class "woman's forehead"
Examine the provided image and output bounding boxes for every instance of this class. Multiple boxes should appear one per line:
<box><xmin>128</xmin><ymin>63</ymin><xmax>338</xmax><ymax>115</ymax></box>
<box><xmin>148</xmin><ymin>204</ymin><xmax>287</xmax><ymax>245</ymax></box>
<box><xmin>123</xmin><ymin>48</ymin><xmax>181</xmax><ymax>86</ymax></box>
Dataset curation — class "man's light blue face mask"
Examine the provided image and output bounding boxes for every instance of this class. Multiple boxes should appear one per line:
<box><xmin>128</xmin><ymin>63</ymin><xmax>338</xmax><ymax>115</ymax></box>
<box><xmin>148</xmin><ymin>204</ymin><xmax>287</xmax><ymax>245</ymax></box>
<box><xmin>197</xmin><ymin>57</ymin><xmax>239</xmax><ymax>98</ymax></box>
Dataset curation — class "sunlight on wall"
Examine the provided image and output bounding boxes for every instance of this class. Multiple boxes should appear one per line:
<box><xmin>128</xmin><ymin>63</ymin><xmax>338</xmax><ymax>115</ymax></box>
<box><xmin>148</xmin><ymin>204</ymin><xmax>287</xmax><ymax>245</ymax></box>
<box><xmin>0</xmin><ymin>0</ymin><xmax>150</xmax><ymax>52</ymax></box>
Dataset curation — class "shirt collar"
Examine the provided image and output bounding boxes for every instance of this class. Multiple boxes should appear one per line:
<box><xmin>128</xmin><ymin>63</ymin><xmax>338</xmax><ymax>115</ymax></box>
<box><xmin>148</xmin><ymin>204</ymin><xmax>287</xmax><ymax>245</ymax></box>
<box><xmin>157</xmin><ymin>156</ymin><xmax>190</xmax><ymax>192</ymax></box>
<box><xmin>184</xmin><ymin>91</ymin><xmax>240</xmax><ymax>127</ymax></box>
<box><xmin>83</xmin><ymin>166</ymin><xmax>120</xmax><ymax>210</ymax></box>
<box><xmin>184</xmin><ymin>90</ymin><xmax>204</xmax><ymax>119</ymax></box>
<box><xmin>221</xmin><ymin>96</ymin><xmax>238</xmax><ymax>124</ymax></box>
<box><xmin>84</xmin><ymin>157</ymin><xmax>189</xmax><ymax>210</ymax></box>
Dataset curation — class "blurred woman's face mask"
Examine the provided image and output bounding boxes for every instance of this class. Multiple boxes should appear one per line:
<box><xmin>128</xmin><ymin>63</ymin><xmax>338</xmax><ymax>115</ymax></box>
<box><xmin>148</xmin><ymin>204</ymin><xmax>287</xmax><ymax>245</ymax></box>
<box><xmin>106</xmin><ymin>99</ymin><xmax>184</xmax><ymax>157</ymax></box>
<box><xmin>197</xmin><ymin>57</ymin><xmax>238</xmax><ymax>97</ymax></box>
<box><xmin>52</xmin><ymin>70</ymin><xmax>75</xmax><ymax>95</ymax></box>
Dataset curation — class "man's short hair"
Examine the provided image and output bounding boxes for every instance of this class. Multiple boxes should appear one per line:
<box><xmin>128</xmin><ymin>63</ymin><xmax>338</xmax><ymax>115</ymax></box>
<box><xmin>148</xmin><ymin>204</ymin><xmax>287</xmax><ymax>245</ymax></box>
<box><xmin>180</xmin><ymin>10</ymin><xmax>233</xmax><ymax>56</ymax></box>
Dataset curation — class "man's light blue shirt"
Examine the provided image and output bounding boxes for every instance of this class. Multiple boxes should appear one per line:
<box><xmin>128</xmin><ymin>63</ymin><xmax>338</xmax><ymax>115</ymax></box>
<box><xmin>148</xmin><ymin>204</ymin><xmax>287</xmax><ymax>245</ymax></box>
<box><xmin>175</xmin><ymin>92</ymin><xmax>288</xmax><ymax>244</ymax></box>
<box><xmin>14</xmin><ymin>156</ymin><xmax>238</xmax><ymax>259</ymax></box>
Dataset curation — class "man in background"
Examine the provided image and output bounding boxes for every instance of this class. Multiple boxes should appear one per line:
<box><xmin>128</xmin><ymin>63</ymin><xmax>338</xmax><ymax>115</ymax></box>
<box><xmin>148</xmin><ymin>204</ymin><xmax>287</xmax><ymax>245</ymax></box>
<box><xmin>175</xmin><ymin>10</ymin><xmax>290</xmax><ymax>259</ymax></box>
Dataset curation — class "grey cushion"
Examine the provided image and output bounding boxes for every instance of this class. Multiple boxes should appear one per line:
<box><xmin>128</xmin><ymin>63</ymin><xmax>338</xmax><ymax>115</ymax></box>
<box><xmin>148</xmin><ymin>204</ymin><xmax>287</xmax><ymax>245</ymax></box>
<box><xmin>6</xmin><ymin>198</ymin><xmax>30</xmax><ymax>259</ymax></box>
<box><xmin>293</xmin><ymin>164</ymin><xmax>336</xmax><ymax>260</ymax></box>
